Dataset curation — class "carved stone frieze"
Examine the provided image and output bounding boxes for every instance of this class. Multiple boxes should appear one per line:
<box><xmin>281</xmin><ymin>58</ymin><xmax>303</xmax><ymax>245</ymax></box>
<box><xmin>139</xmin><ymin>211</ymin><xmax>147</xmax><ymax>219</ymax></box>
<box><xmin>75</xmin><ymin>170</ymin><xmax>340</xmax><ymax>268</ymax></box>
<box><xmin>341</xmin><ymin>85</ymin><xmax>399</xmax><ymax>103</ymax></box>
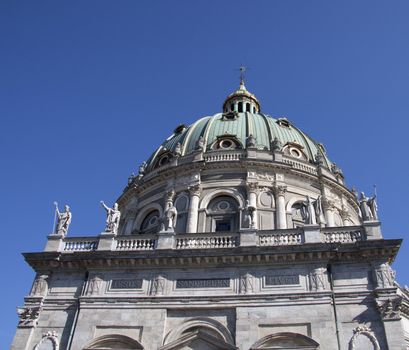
<box><xmin>150</xmin><ymin>275</ymin><xmax>166</xmax><ymax>296</ymax></box>
<box><xmin>256</xmin><ymin>172</ymin><xmax>275</xmax><ymax>182</ymax></box>
<box><xmin>175</xmin><ymin>173</ymin><xmax>200</xmax><ymax>187</ymax></box>
<box><xmin>17</xmin><ymin>306</ymin><xmax>41</xmax><ymax>328</ymax></box>
<box><xmin>373</xmin><ymin>262</ymin><xmax>396</xmax><ymax>289</ymax></box>
<box><xmin>309</xmin><ymin>267</ymin><xmax>327</xmax><ymax>291</ymax></box>
<box><xmin>376</xmin><ymin>297</ymin><xmax>402</xmax><ymax>320</ymax></box>
<box><xmin>86</xmin><ymin>276</ymin><xmax>103</xmax><ymax>296</ymax></box>
<box><xmin>239</xmin><ymin>273</ymin><xmax>254</xmax><ymax>294</ymax></box>
<box><xmin>349</xmin><ymin>325</ymin><xmax>380</xmax><ymax>350</ymax></box>
<box><xmin>30</xmin><ymin>274</ymin><xmax>48</xmax><ymax>297</ymax></box>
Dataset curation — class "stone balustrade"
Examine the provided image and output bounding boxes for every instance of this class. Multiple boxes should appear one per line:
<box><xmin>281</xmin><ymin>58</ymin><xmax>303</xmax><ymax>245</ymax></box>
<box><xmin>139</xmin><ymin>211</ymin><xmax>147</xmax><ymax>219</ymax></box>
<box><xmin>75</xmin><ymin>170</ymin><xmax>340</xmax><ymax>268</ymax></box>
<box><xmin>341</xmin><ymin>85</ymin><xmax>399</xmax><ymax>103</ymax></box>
<box><xmin>115</xmin><ymin>236</ymin><xmax>157</xmax><ymax>250</ymax></box>
<box><xmin>203</xmin><ymin>150</ymin><xmax>245</xmax><ymax>162</ymax></box>
<box><xmin>176</xmin><ymin>233</ymin><xmax>239</xmax><ymax>249</ymax></box>
<box><xmin>258</xmin><ymin>229</ymin><xmax>303</xmax><ymax>246</ymax></box>
<box><xmin>49</xmin><ymin>225</ymin><xmax>374</xmax><ymax>253</ymax></box>
<box><xmin>323</xmin><ymin>227</ymin><xmax>365</xmax><ymax>243</ymax></box>
<box><xmin>63</xmin><ymin>238</ymin><xmax>98</xmax><ymax>252</ymax></box>
<box><xmin>282</xmin><ymin>156</ymin><xmax>318</xmax><ymax>175</ymax></box>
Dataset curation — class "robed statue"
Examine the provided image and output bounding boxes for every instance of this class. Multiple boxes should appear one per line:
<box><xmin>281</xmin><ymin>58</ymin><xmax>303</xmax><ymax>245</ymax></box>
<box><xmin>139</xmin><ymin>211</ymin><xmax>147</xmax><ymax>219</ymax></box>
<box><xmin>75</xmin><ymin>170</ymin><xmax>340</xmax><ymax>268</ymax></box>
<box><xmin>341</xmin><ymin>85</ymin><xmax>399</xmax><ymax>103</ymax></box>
<box><xmin>359</xmin><ymin>192</ymin><xmax>378</xmax><ymax>221</ymax></box>
<box><xmin>243</xmin><ymin>200</ymin><xmax>256</xmax><ymax>228</ymax></box>
<box><xmin>54</xmin><ymin>202</ymin><xmax>72</xmax><ymax>236</ymax></box>
<box><xmin>161</xmin><ymin>201</ymin><xmax>178</xmax><ymax>232</ymax></box>
<box><xmin>101</xmin><ymin>201</ymin><xmax>121</xmax><ymax>234</ymax></box>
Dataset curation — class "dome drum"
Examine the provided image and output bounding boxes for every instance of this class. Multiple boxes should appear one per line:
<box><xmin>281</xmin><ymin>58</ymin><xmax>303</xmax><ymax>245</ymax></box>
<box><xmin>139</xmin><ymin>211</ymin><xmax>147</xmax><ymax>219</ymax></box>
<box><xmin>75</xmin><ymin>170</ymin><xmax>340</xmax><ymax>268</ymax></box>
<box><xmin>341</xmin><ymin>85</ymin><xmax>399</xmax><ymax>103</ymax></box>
<box><xmin>120</xmin><ymin>82</ymin><xmax>367</xmax><ymax>237</ymax></box>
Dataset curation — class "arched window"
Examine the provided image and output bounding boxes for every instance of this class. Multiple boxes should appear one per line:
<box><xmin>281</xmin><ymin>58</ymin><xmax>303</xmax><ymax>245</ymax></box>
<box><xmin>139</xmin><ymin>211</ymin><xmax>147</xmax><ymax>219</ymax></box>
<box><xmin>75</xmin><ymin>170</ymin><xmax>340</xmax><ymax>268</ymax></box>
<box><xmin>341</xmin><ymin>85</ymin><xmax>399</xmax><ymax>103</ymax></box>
<box><xmin>140</xmin><ymin>210</ymin><xmax>160</xmax><ymax>233</ymax></box>
<box><xmin>291</xmin><ymin>202</ymin><xmax>308</xmax><ymax>228</ymax></box>
<box><xmin>206</xmin><ymin>196</ymin><xmax>239</xmax><ymax>232</ymax></box>
<box><xmin>246</xmin><ymin>103</ymin><xmax>251</xmax><ymax>112</ymax></box>
<box><xmin>238</xmin><ymin>102</ymin><xmax>243</xmax><ymax>113</ymax></box>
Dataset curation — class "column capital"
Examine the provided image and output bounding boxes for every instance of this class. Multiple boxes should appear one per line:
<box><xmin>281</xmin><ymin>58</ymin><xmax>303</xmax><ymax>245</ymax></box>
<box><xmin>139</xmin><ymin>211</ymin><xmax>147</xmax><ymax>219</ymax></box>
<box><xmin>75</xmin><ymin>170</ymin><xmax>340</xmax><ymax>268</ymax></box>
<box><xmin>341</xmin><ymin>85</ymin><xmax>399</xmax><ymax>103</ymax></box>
<box><xmin>273</xmin><ymin>185</ymin><xmax>287</xmax><ymax>196</ymax></box>
<box><xmin>188</xmin><ymin>184</ymin><xmax>202</xmax><ymax>197</ymax></box>
<box><xmin>321</xmin><ymin>196</ymin><xmax>335</xmax><ymax>210</ymax></box>
<box><xmin>246</xmin><ymin>181</ymin><xmax>259</xmax><ymax>193</ymax></box>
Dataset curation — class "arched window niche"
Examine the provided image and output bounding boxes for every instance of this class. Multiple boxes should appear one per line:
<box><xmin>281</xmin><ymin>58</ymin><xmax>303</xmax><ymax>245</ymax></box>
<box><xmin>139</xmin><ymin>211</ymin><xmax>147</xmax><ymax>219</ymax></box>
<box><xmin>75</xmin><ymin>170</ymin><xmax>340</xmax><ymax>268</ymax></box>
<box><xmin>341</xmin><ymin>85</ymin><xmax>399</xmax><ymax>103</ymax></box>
<box><xmin>250</xmin><ymin>332</ymin><xmax>319</xmax><ymax>350</ymax></box>
<box><xmin>83</xmin><ymin>334</ymin><xmax>144</xmax><ymax>350</ymax></box>
<box><xmin>291</xmin><ymin>201</ymin><xmax>308</xmax><ymax>228</ymax></box>
<box><xmin>139</xmin><ymin>210</ymin><xmax>161</xmax><ymax>234</ymax></box>
<box><xmin>161</xmin><ymin>317</ymin><xmax>236</xmax><ymax>350</ymax></box>
<box><xmin>206</xmin><ymin>196</ymin><xmax>239</xmax><ymax>232</ymax></box>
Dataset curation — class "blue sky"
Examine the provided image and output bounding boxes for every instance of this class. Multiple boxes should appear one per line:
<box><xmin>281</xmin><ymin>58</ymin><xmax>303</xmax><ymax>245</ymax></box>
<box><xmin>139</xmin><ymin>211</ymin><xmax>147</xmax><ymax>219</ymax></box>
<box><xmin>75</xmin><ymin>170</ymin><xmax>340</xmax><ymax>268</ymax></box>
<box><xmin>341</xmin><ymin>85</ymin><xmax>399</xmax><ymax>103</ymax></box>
<box><xmin>1</xmin><ymin>0</ymin><xmax>409</xmax><ymax>347</ymax></box>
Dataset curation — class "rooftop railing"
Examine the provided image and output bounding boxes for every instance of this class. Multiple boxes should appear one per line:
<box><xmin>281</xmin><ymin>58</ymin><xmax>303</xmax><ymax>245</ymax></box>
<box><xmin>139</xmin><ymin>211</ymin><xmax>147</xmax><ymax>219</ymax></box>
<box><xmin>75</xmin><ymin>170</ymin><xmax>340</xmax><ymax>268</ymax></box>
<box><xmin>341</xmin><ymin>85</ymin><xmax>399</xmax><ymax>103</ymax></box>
<box><xmin>46</xmin><ymin>224</ymin><xmax>373</xmax><ymax>253</ymax></box>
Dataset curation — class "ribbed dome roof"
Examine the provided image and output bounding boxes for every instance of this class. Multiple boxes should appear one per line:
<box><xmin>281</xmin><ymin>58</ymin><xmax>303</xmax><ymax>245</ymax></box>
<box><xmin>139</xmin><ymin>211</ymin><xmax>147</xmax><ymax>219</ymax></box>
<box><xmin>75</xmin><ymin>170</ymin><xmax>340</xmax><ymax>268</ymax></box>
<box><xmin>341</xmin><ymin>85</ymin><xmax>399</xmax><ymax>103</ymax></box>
<box><xmin>145</xmin><ymin>112</ymin><xmax>331</xmax><ymax>171</ymax></box>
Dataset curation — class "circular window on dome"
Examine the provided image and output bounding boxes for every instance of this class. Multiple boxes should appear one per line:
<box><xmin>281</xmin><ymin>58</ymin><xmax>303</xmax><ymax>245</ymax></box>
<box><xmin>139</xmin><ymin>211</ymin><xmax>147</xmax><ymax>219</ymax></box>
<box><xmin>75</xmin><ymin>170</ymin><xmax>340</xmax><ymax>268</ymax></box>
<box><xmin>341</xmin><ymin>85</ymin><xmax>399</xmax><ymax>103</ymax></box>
<box><xmin>212</xmin><ymin>136</ymin><xmax>242</xmax><ymax>150</ymax></box>
<box><xmin>290</xmin><ymin>147</ymin><xmax>302</xmax><ymax>158</ymax></box>
<box><xmin>282</xmin><ymin>142</ymin><xmax>308</xmax><ymax>161</ymax></box>
<box><xmin>219</xmin><ymin>139</ymin><xmax>235</xmax><ymax>149</ymax></box>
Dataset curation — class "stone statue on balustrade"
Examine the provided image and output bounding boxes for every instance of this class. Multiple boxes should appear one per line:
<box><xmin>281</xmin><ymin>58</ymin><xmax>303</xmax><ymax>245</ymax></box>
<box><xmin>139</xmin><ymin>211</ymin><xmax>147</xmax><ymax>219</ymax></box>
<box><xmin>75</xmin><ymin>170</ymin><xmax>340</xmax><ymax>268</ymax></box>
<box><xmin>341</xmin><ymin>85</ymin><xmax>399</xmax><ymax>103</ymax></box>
<box><xmin>174</xmin><ymin>143</ymin><xmax>182</xmax><ymax>157</ymax></box>
<box><xmin>313</xmin><ymin>195</ymin><xmax>326</xmax><ymax>226</ymax></box>
<box><xmin>161</xmin><ymin>201</ymin><xmax>178</xmax><ymax>233</ymax></box>
<box><xmin>359</xmin><ymin>192</ymin><xmax>377</xmax><ymax>221</ymax></box>
<box><xmin>246</xmin><ymin>134</ymin><xmax>257</xmax><ymax>148</ymax></box>
<box><xmin>243</xmin><ymin>200</ymin><xmax>256</xmax><ymax>228</ymax></box>
<box><xmin>138</xmin><ymin>161</ymin><xmax>147</xmax><ymax>176</ymax></box>
<box><xmin>195</xmin><ymin>136</ymin><xmax>205</xmax><ymax>151</ymax></box>
<box><xmin>271</xmin><ymin>137</ymin><xmax>282</xmax><ymax>152</ymax></box>
<box><xmin>101</xmin><ymin>201</ymin><xmax>121</xmax><ymax>234</ymax></box>
<box><xmin>314</xmin><ymin>150</ymin><xmax>324</xmax><ymax>166</ymax></box>
<box><xmin>54</xmin><ymin>202</ymin><xmax>72</xmax><ymax>236</ymax></box>
<box><xmin>301</xmin><ymin>196</ymin><xmax>317</xmax><ymax>225</ymax></box>
<box><xmin>368</xmin><ymin>195</ymin><xmax>378</xmax><ymax>220</ymax></box>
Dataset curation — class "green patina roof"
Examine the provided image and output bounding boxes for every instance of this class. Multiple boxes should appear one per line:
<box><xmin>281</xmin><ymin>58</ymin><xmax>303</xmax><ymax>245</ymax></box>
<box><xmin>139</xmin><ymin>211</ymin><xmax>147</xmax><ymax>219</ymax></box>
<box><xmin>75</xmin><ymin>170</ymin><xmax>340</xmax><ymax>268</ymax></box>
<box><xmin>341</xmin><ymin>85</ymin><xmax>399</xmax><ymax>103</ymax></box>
<box><xmin>146</xmin><ymin>112</ymin><xmax>332</xmax><ymax>170</ymax></box>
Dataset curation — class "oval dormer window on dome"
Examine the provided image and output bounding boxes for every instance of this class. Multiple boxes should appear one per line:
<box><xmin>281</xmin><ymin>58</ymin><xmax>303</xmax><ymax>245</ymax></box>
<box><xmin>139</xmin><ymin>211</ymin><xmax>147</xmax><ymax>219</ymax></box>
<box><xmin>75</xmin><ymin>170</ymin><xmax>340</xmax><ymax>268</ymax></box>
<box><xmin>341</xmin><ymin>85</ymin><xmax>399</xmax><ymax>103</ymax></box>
<box><xmin>211</xmin><ymin>135</ymin><xmax>242</xmax><ymax>151</ymax></box>
<box><xmin>276</xmin><ymin>118</ymin><xmax>291</xmax><ymax>128</ymax></box>
<box><xmin>154</xmin><ymin>151</ymin><xmax>173</xmax><ymax>169</ymax></box>
<box><xmin>282</xmin><ymin>142</ymin><xmax>308</xmax><ymax>161</ymax></box>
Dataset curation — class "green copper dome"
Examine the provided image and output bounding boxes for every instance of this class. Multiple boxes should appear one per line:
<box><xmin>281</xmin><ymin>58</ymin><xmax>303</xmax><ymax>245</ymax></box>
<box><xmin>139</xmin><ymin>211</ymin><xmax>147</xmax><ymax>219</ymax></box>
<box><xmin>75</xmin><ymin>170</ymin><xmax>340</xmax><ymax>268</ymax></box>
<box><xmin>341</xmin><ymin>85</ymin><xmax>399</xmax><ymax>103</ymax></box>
<box><xmin>144</xmin><ymin>84</ymin><xmax>332</xmax><ymax>171</ymax></box>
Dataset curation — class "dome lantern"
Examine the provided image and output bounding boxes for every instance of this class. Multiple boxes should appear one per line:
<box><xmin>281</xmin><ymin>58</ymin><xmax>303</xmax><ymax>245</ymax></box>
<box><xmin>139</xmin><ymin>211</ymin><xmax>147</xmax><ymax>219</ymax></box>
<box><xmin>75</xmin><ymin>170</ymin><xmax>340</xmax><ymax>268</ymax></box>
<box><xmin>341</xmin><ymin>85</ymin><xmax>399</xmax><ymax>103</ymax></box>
<box><xmin>222</xmin><ymin>72</ymin><xmax>261</xmax><ymax>114</ymax></box>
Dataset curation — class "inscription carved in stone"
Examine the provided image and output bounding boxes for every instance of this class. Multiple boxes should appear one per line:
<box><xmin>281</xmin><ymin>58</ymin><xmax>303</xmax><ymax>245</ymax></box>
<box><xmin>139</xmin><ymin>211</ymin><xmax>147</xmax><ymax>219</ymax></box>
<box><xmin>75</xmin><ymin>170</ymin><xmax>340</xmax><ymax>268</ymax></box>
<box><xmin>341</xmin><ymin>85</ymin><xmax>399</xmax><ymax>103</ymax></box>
<box><xmin>111</xmin><ymin>279</ymin><xmax>143</xmax><ymax>290</ymax></box>
<box><xmin>176</xmin><ymin>278</ymin><xmax>230</xmax><ymax>289</ymax></box>
<box><xmin>265</xmin><ymin>275</ymin><xmax>299</xmax><ymax>286</ymax></box>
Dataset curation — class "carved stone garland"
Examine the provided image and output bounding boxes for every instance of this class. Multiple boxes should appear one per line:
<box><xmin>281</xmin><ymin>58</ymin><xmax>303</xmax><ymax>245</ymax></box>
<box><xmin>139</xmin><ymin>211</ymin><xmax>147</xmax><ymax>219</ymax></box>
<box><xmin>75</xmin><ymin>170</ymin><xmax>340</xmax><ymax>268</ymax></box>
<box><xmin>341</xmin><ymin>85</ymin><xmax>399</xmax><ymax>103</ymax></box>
<box><xmin>349</xmin><ymin>325</ymin><xmax>380</xmax><ymax>350</ymax></box>
<box><xmin>34</xmin><ymin>330</ymin><xmax>59</xmax><ymax>350</ymax></box>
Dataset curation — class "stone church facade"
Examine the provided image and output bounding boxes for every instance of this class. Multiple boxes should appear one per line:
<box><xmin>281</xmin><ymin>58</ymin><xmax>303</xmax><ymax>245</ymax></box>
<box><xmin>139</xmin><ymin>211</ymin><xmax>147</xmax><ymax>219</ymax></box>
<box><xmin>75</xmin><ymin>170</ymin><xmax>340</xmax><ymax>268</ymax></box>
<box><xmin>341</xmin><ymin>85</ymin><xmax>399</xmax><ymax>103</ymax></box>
<box><xmin>12</xmin><ymin>81</ymin><xmax>409</xmax><ymax>349</ymax></box>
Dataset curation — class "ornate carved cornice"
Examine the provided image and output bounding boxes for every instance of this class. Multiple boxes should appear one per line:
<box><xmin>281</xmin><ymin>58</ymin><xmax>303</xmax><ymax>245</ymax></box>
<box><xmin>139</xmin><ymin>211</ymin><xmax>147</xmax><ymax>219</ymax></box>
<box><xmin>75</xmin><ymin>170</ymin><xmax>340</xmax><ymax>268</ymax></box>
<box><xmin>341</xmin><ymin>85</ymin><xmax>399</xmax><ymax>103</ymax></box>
<box><xmin>23</xmin><ymin>239</ymin><xmax>401</xmax><ymax>271</ymax></box>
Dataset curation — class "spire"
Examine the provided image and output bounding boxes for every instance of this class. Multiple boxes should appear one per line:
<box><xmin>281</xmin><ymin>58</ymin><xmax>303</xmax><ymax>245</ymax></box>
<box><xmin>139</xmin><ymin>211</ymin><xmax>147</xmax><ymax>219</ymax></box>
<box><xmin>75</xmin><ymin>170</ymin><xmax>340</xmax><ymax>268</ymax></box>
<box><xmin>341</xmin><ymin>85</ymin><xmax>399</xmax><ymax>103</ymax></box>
<box><xmin>239</xmin><ymin>65</ymin><xmax>247</xmax><ymax>90</ymax></box>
